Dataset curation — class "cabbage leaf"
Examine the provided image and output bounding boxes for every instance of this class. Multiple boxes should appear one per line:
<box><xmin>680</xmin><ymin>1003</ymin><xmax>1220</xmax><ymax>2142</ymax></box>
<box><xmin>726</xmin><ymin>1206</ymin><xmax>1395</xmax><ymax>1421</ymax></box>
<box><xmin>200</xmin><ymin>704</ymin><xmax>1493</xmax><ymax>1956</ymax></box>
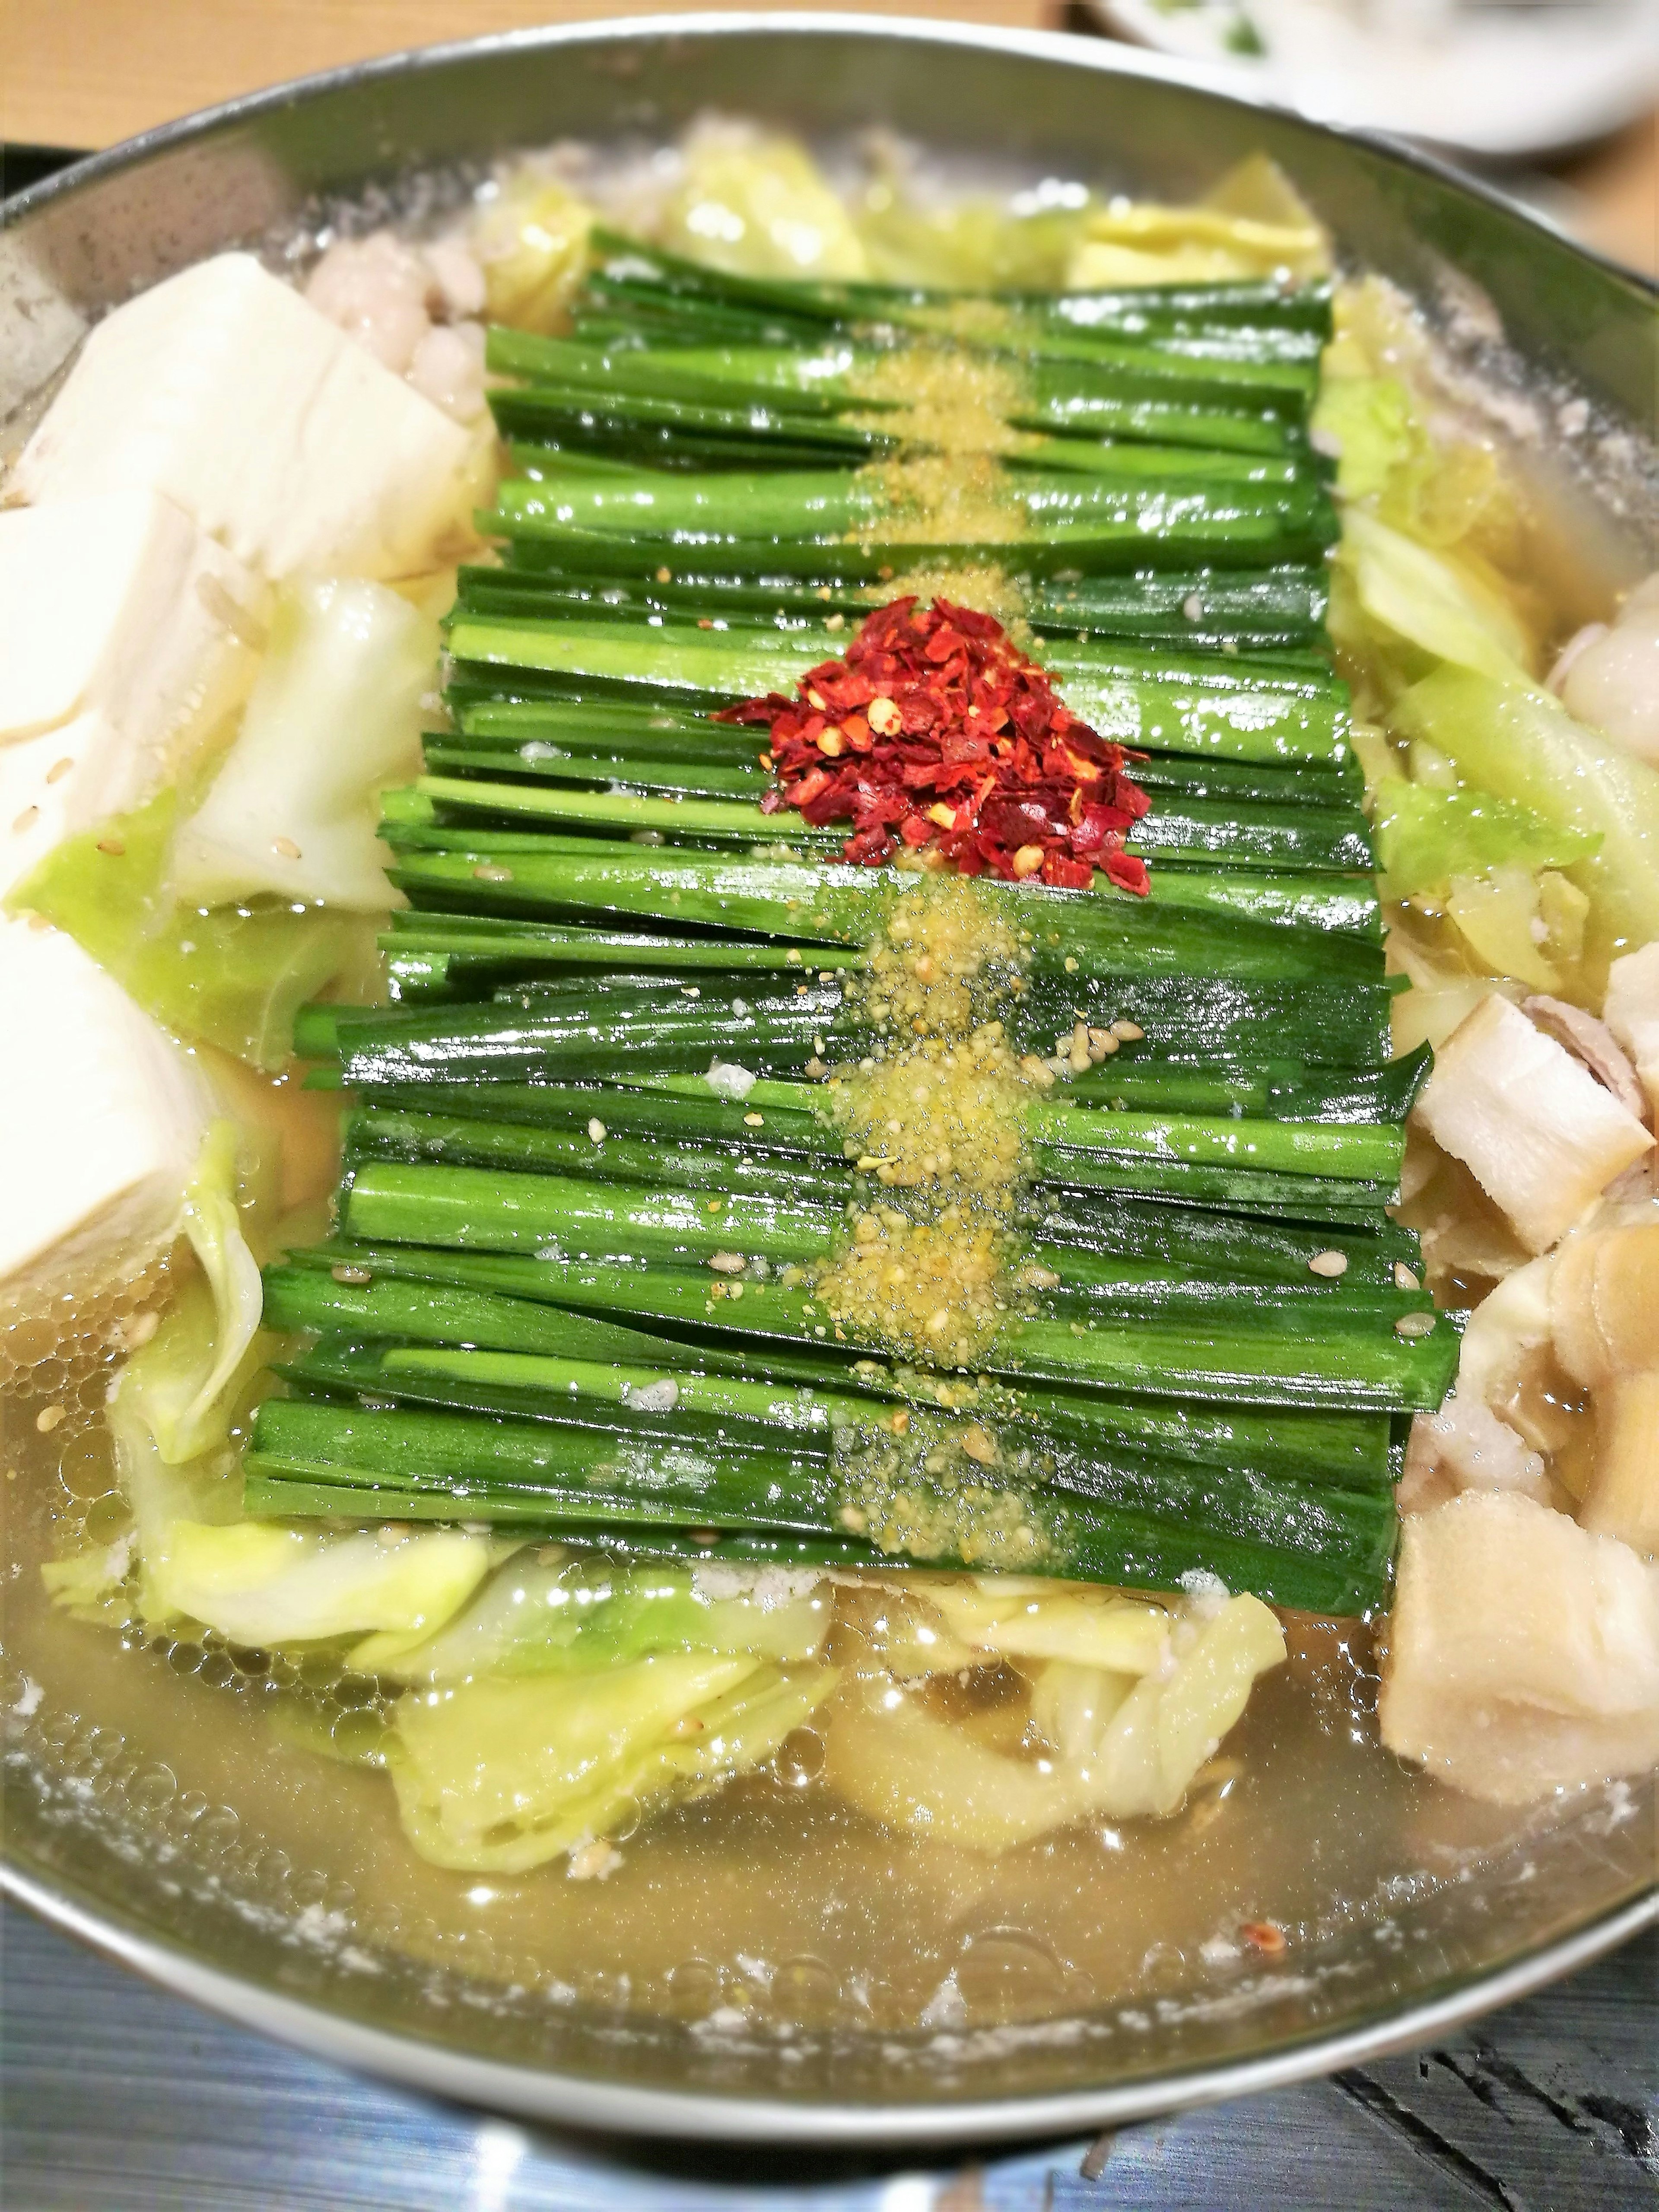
<box><xmin>822</xmin><ymin>1592</ymin><xmax>1285</xmax><ymax>1853</ymax></box>
<box><xmin>1338</xmin><ymin>510</ymin><xmax>1533</xmax><ymax>686</ymax></box>
<box><xmin>475</xmin><ymin>175</ymin><xmax>594</xmax><ymax>331</ymax></box>
<box><xmin>8</xmin><ymin>787</ymin><xmax>375</xmax><ymax>1068</ymax></box>
<box><xmin>358</xmin><ymin>1554</ymin><xmax>830</xmax><ymax>1679</ymax></box>
<box><xmin>1390</xmin><ymin>668</ymin><xmax>1659</xmax><ymax>959</ymax></box>
<box><xmin>1066</xmin><ymin>156</ymin><xmax>1328</xmax><ymax>289</ymax></box>
<box><xmin>856</xmin><ymin>191</ymin><xmax>1092</xmax><ymax>291</ymax></box>
<box><xmin>114</xmin><ymin>1120</ymin><xmax>266</xmax><ymax>1468</ymax></box>
<box><xmin>170</xmin><ymin>578</ymin><xmax>435</xmax><ymax>912</ymax></box>
<box><xmin>1375</xmin><ymin>783</ymin><xmax>1600</xmax><ymax>903</ymax></box>
<box><xmin>147</xmin><ymin>1521</ymin><xmax>493</xmax><ymax>1650</ymax></box>
<box><xmin>661</xmin><ymin>130</ymin><xmax>868</xmax><ymax>280</ymax></box>
<box><xmin>388</xmin><ymin>1653</ymin><xmax>839</xmax><ymax>1871</ymax></box>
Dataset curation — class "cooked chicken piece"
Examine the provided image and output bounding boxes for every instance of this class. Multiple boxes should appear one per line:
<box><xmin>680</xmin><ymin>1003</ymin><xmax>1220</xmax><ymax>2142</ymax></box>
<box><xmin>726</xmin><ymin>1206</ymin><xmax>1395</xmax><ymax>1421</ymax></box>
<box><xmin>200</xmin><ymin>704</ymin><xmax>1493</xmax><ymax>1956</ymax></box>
<box><xmin>1380</xmin><ymin>1490</ymin><xmax>1659</xmax><ymax>1802</ymax></box>
<box><xmin>1604</xmin><ymin>941</ymin><xmax>1659</xmax><ymax>1123</ymax></box>
<box><xmin>1415</xmin><ymin>994</ymin><xmax>1652</xmax><ymax>1253</ymax></box>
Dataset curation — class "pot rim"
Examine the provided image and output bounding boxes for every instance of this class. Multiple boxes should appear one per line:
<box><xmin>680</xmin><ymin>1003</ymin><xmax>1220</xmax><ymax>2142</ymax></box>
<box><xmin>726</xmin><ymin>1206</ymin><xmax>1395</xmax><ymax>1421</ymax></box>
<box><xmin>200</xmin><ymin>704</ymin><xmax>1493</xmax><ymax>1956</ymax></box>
<box><xmin>4</xmin><ymin>9</ymin><xmax>1655</xmax><ymax>311</ymax></box>
<box><xmin>3</xmin><ymin>10</ymin><xmax>1655</xmax><ymax>2148</ymax></box>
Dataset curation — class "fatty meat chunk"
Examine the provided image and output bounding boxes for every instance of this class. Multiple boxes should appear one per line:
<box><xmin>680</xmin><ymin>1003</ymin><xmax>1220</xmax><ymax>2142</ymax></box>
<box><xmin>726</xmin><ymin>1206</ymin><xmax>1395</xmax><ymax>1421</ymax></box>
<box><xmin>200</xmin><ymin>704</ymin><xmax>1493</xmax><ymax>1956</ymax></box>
<box><xmin>1415</xmin><ymin>993</ymin><xmax>1652</xmax><ymax>1253</ymax></box>
<box><xmin>1379</xmin><ymin>1490</ymin><xmax>1659</xmax><ymax>1802</ymax></box>
<box><xmin>1605</xmin><ymin>941</ymin><xmax>1659</xmax><ymax>1123</ymax></box>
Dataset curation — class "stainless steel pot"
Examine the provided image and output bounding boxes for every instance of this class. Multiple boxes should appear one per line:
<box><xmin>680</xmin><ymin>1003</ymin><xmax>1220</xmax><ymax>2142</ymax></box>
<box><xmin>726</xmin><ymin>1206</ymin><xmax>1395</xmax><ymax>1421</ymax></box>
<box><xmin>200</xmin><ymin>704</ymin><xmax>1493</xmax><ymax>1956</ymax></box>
<box><xmin>2</xmin><ymin>11</ymin><xmax>1655</xmax><ymax>2145</ymax></box>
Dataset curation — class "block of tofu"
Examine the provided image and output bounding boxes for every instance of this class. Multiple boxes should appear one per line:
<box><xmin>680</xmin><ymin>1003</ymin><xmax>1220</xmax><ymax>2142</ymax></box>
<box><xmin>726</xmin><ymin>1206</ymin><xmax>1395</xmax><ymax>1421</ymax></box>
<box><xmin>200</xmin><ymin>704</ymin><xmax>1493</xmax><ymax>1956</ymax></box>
<box><xmin>1415</xmin><ymin>992</ymin><xmax>1653</xmax><ymax>1253</ymax></box>
<box><xmin>1604</xmin><ymin>939</ymin><xmax>1659</xmax><ymax>1121</ymax></box>
<box><xmin>0</xmin><ymin>917</ymin><xmax>213</xmax><ymax>1307</ymax></box>
<box><xmin>12</xmin><ymin>253</ymin><xmax>476</xmax><ymax>581</ymax></box>
<box><xmin>0</xmin><ymin>491</ymin><xmax>267</xmax><ymax>896</ymax></box>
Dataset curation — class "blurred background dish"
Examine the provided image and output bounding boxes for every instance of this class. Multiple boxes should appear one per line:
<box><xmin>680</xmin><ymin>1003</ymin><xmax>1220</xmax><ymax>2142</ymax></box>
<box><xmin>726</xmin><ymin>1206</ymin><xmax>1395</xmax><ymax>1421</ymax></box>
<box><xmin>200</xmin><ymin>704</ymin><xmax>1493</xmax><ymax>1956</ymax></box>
<box><xmin>1089</xmin><ymin>0</ymin><xmax>1659</xmax><ymax>159</ymax></box>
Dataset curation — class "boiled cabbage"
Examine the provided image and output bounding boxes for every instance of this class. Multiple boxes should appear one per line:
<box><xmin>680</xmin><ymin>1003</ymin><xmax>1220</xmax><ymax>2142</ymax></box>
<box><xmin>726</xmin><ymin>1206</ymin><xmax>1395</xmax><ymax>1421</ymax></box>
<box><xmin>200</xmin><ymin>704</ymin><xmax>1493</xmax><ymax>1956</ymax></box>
<box><xmin>119</xmin><ymin>1119</ymin><xmax>264</xmax><ymax>1468</ymax></box>
<box><xmin>1390</xmin><ymin>669</ymin><xmax>1659</xmax><ymax>960</ymax></box>
<box><xmin>1066</xmin><ymin>156</ymin><xmax>1328</xmax><ymax>289</ymax></box>
<box><xmin>1375</xmin><ymin>783</ymin><xmax>1599</xmax><ymax>905</ymax></box>
<box><xmin>1337</xmin><ymin>510</ymin><xmax>1533</xmax><ymax>686</ymax></box>
<box><xmin>856</xmin><ymin>187</ymin><xmax>1092</xmax><ymax>291</ymax></box>
<box><xmin>661</xmin><ymin>126</ymin><xmax>868</xmax><ymax>280</ymax></box>
<box><xmin>359</xmin><ymin>1554</ymin><xmax>830</xmax><ymax>1679</ymax></box>
<box><xmin>9</xmin><ymin>785</ymin><xmax>375</xmax><ymax>1068</ymax></box>
<box><xmin>169</xmin><ymin>578</ymin><xmax>435</xmax><ymax>912</ymax></box>
<box><xmin>388</xmin><ymin>1653</ymin><xmax>838</xmax><ymax>1871</ymax></box>
<box><xmin>823</xmin><ymin>1592</ymin><xmax>1284</xmax><ymax>1853</ymax></box>
<box><xmin>474</xmin><ymin>174</ymin><xmax>594</xmax><ymax>331</ymax></box>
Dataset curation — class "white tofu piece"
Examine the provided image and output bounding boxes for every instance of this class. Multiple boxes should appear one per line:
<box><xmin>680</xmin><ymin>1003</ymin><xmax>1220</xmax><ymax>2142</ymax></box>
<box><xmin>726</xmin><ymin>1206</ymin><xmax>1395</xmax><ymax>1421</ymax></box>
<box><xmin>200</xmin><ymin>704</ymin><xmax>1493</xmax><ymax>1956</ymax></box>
<box><xmin>12</xmin><ymin>253</ymin><xmax>476</xmax><ymax>582</ymax></box>
<box><xmin>0</xmin><ymin>917</ymin><xmax>213</xmax><ymax>1306</ymax></box>
<box><xmin>1604</xmin><ymin>939</ymin><xmax>1659</xmax><ymax>1122</ymax></box>
<box><xmin>1380</xmin><ymin>1490</ymin><xmax>1659</xmax><ymax>1802</ymax></box>
<box><xmin>0</xmin><ymin>491</ymin><xmax>267</xmax><ymax>896</ymax></box>
<box><xmin>1416</xmin><ymin>992</ymin><xmax>1653</xmax><ymax>1253</ymax></box>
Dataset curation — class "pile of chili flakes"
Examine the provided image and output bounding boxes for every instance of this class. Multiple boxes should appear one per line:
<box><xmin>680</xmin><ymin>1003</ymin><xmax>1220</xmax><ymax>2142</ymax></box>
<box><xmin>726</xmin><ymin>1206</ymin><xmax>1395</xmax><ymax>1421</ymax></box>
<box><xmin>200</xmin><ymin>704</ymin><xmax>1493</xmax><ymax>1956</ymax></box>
<box><xmin>716</xmin><ymin>597</ymin><xmax>1151</xmax><ymax>893</ymax></box>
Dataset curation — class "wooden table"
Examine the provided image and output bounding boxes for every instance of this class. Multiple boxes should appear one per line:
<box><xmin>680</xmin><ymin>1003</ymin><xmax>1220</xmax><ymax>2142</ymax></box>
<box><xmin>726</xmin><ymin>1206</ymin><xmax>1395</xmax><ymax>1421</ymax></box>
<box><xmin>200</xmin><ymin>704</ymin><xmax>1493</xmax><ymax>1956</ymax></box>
<box><xmin>3</xmin><ymin>0</ymin><xmax>1655</xmax><ymax>277</ymax></box>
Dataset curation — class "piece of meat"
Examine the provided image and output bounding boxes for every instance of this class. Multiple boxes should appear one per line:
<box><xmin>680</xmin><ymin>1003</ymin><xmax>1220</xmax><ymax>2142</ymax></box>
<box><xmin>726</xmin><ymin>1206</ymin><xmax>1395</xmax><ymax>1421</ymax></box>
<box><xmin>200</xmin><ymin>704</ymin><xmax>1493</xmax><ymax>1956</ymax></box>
<box><xmin>1605</xmin><ymin>941</ymin><xmax>1659</xmax><ymax>1123</ymax></box>
<box><xmin>1396</xmin><ymin>1388</ymin><xmax>1548</xmax><ymax>1516</ymax></box>
<box><xmin>1415</xmin><ymin>993</ymin><xmax>1653</xmax><ymax>1253</ymax></box>
<box><xmin>1380</xmin><ymin>1489</ymin><xmax>1659</xmax><ymax>1803</ymax></box>
<box><xmin>1521</xmin><ymin>994</ymin><xmax>1648</xmax><ymax>1124</ymax></box>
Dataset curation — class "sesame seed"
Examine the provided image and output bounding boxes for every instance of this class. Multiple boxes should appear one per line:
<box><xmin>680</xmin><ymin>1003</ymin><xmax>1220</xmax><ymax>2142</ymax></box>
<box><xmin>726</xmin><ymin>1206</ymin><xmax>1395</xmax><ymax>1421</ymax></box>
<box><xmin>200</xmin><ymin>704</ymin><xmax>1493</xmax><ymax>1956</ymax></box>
<box><xmin>12</xmin><ymin>805</ymin><xmax>39</xmax><ymax>834</ymax></box>
<box><xmin>1394</xmin><ymin>1262</ymin><xmax>1421</xmax><ymax>1290</ymax></box>
<box><xmin>271</xmin><ymin>835</ymin><xmax>302</xmax><ymax>860</ymax></box>
<box><xmin>708</xmin><ymin>1251</ymin><xmax>746</xmax><ymax>1274</ymax></box>
<box><xmin>1308</xmin><ymin>1250</ymin><xmax>1348</xmax><ymax>1278</ymax></box>
<box><xmin>35</xmin><ymin>1406</ymin><xmax>64</xmax><ymax>1434</ymax></box>
<box><xmin>1395</xmin><ymin>1311</ymin><xmax>1435</xmax><ymax>1338</ymax></box>
<box><xmin>45</xmin><ymin>757</ymin><xmax>74</xmax><ymax>785</ymax></box>
<box><xmin>331</xmin><ymin>1264</ymin><xmax>373</xmax><ymax>1286</ymax></box>
<box><xmin>587</xmin><ymin>1118</ymin><xmax>606</xmax><ymax>1143</ymax></box>
<box><xmin>96</xmin><ymin>837</ymin><xmax>126</xmax><ymax>857</ymax></box>
<box><xmin>743</xmin><ymin>1111</ymin><xmax>764</xmax><ymax>1127</ymax></box>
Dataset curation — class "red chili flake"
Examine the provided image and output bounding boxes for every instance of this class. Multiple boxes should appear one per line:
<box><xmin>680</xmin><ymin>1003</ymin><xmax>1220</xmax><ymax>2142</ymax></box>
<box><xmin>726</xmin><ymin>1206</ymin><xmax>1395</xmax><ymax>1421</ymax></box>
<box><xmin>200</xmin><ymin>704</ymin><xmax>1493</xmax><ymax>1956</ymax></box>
<box><xmin>1238</xmin><ymin>1920</ymin><xmax>1289</xmax><ymax>1957</ymax></box>
<box><xmin>714</xmin><ymin>597</ymin><xmax>1151</xmax><ymax>894</ymax></box>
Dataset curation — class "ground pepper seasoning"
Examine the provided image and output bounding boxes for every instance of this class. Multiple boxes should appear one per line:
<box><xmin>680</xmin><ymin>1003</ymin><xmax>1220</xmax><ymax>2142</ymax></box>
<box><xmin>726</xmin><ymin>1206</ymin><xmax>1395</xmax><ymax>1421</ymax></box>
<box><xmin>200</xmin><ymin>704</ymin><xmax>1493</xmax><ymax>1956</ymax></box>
<box><xmin>716</xmin><ymin>597</ymin><xmax>1152</xmax><ymax>893</ymax></box>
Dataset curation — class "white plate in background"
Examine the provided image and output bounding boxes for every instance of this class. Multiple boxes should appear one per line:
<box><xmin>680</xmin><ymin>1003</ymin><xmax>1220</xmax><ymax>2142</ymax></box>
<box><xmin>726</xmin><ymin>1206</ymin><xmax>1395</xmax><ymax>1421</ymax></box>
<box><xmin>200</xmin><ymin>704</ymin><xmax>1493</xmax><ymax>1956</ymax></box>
<box><xmin>1089</xmin><ymin>0</ymin><xmax>1659</xmax><ymax>157</ymax></box>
